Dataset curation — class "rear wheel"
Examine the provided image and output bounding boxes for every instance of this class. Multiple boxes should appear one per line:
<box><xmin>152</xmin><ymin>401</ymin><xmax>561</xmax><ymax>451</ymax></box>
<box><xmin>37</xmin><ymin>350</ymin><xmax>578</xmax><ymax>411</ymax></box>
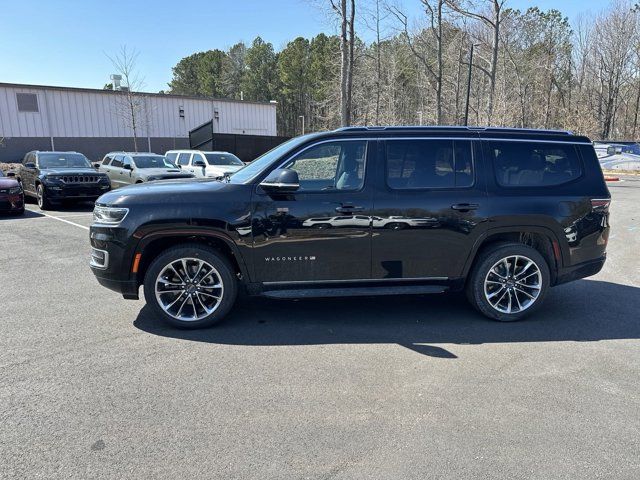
<box><xmin>466</xmin><ymin>243</ymin><xmax>550</xmax><ymax>322</ymax></box>
<box><xmin>143</xmin><ymin>244</ymin><xmax>238</xmax><ymax>329</ymax></box>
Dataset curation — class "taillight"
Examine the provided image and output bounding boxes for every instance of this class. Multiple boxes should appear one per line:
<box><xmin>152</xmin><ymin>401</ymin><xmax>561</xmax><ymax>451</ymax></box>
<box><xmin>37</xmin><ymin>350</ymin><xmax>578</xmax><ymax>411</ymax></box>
<box><xmin>591</xmin><ymin>199</ymin><xmax>610</xmax><ymax>212</ymax></box>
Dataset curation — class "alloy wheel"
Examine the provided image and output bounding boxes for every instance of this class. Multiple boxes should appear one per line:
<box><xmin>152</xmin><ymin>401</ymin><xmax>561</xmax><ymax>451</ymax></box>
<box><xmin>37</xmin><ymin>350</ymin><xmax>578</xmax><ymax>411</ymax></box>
<box><xmin>483</xmin><ymin>255</ymin><xmax>542</xmax><ymax>314</ymax></box>
<box><xmin>154</xmin><ymin>257</ymin><xmax>224</xmax><ymax>321</ymax></box>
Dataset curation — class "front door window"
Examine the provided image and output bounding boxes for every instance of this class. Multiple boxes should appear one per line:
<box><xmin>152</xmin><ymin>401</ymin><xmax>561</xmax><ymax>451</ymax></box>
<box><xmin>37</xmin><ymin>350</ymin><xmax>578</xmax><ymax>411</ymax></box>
<box><xmin>281</xmin><ymin>140</ymin><xmax>367</xmax><ymax>192</ymax></box>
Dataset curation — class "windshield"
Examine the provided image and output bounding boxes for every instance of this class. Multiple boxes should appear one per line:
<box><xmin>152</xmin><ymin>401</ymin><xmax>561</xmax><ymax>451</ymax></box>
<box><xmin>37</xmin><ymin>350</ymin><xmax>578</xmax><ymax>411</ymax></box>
<box><xmin>204</xmin><ymin>153</ymin><xmax>243</xmax><ymax>166</ymax></box>
<box><xmin>38</xmin><ymin>153</ymin><xmax>91</xmax><ymax>169</ymax></box>
<box><xmin>132</xmin><ymin>155</ymin><xmax>177</xmax><ymax>169</ymax></box>
<box><xmin>229</xmin><ymin>134</ymin><xmax>320</xmax><ymax>184</ymax></box>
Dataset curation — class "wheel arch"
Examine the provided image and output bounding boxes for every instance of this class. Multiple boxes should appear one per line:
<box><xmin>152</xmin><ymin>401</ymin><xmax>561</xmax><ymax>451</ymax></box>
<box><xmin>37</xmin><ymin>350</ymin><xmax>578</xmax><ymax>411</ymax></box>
<box><xmin>133</xmin><ymin>229</ymin><xmax>250</xmax><ymax>288</ymax></box>
<box><xmin>462</xmin><ymin>226</ymin><xmax>563</xmax><ymax>285</ymax></box>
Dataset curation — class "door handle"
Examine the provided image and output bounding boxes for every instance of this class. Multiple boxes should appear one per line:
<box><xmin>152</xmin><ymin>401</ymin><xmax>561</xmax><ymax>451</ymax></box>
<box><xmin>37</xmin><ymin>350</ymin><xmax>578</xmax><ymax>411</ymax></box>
<box><xmin>451</xmin><ymin>203</ymin><xmax>479</xmax><ymax>211</ymax></box>
<box><xmin>335</xmin><ymin>205</ymin><xmax>364</xmax><ymax>213</ymax></box>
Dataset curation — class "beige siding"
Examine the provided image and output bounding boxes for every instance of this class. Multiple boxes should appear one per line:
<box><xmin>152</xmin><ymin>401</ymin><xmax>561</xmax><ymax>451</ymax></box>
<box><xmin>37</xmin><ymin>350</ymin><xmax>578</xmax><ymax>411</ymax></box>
<box><xmin>0</xmin><ymin>84</ymin><xmax>277</xmax><ymax>138</ymax></box>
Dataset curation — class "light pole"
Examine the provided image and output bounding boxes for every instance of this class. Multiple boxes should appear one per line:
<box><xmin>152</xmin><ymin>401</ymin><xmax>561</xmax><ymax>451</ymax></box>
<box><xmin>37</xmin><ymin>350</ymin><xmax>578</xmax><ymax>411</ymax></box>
<box><xmin>299</xmin><ymin>115</ymin><xmax>305</xmax><ymax>135</ymax></box>
<box><xmin>464</xmin><ymin>43</ymin><xmax>480</xmax><ymax>126</ymax></box>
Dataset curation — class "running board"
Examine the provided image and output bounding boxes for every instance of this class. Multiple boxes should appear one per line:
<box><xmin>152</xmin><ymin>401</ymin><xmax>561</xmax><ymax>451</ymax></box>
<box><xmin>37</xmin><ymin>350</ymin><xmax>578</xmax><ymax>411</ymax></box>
<box><xmin>262</xmin><ymin>284</ymin><xmax>447</xmax><ymax>299</ymax></box>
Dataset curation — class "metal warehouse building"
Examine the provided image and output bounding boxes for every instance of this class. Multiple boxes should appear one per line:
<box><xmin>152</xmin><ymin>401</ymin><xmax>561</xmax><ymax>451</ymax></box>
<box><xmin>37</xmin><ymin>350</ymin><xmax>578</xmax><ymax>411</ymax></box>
<box><xmin>0</xmin><ymin>82</ymin><xmax>278</xmax><ymax>162</ymax></box>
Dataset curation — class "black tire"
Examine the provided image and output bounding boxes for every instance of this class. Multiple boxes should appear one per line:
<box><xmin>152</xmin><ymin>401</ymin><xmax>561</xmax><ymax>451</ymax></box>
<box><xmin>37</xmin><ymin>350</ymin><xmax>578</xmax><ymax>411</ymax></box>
<box><xmin>466</xmin><ymin>242</ymin><xmax>550</xmax><ymax>322</ymax></box>
<box><xmin>386</xmin><ymin>222</ymin><xmax>406</xmax><ymax>230</ymax></box>
<box><xmin>36</xmin><ymin>184</ymin><xmax>53</xmax><ymax>210</ymax></box>
<box><xmin>143</xmin><ymin>244</ymin><xmax>238</xmax><ymax>329</ymax></box>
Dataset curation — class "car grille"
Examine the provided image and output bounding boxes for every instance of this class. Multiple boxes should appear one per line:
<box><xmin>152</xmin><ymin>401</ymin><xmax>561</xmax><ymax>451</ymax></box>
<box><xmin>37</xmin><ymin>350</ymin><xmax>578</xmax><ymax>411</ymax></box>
<box><xmin>60</xmin><ymin>175</ymin><xmax>100</xmax><ymax>183</ymax></box>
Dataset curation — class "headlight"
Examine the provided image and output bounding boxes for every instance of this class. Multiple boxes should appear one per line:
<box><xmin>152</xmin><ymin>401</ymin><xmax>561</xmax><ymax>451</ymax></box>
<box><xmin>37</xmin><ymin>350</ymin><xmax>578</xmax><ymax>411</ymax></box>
<box><xmin>8</xmin><ymin>186</ymin><xmax>22</xmax><ymax>194</ymax></box>
<box><xmin>42</xmin><ymin>176</ymin><xmax>61</xmax><ymax>185</ymax></box>
<box><xmin>93</xmin><ymin>205</ymin><xmax>129</xmax><ymax>225</ymax></box>
<box><xmin>99</xmin><ymin>175</ymin><xmax>110</xmax><ymax>183</ymax></box>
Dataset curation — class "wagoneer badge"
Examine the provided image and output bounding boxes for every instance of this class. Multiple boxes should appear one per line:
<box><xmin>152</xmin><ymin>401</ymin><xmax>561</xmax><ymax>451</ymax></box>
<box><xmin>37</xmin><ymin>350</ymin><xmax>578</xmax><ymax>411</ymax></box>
<box><xmin>265</xmin><ymin>256</ymin><xmax>316</xmax><ymax>262</ymax></box>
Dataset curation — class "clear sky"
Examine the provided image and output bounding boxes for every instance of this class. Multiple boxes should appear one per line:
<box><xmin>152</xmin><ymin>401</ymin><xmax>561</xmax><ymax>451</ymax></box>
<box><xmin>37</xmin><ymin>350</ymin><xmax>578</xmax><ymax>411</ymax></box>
<box><xmin>1</xmin><ymin>0</ymin><xmax>603</xmax><ymax>93</ymax></box>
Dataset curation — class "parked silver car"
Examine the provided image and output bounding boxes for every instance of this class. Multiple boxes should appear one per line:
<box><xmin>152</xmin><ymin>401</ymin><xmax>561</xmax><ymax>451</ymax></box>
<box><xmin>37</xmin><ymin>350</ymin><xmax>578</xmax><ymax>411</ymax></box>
<box><xmin>99</xmin><ymin>152</ymin><xmax>194</xmax><ymax>189</ymax></box>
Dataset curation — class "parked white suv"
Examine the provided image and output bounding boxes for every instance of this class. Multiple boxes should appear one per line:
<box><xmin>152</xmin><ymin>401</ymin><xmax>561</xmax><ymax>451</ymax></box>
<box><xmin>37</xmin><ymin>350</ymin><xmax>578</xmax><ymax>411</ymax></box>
<box><xmin>165</xmin><ymin>150</ymin><xmax>245</xmax><ymax>179</ymax></box>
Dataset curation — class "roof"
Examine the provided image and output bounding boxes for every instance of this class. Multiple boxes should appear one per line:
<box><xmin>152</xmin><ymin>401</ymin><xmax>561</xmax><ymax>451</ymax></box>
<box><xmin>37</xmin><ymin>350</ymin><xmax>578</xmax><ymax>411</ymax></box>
<box><xmin>327</xmin><ymin>125</ymin><xmax>591</xmax><ymax>143</ymax></box>
<box><xmin>104</xmin><ymin>151</ymin><xmax>165</xmax><ymax>156</ymax></box>
<box><xmin>335</xmin><ymin>126</ymin><xmax>573</xmax><ymax>135</ymax></box>
<box><xmin>0</xmin><ymin>82</ymin><xmax>277</xmax><ymax>107</ymax></box>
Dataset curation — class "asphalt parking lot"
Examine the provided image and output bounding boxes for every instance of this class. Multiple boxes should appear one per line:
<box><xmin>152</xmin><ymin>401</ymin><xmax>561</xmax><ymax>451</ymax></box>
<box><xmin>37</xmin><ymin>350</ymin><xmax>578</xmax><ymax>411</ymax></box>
<box><xmin>1</xmin><ymin>180</ymin><xmax>639</xmax><ymax>479</ymax></box>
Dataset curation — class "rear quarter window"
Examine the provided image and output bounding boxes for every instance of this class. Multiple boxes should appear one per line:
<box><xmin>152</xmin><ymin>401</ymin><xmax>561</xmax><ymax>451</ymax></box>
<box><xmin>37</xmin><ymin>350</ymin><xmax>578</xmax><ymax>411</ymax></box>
<box><xmin>488</xmin><ymin>141</ymin><xmax>583</xmax><ymax>187</ymax></box>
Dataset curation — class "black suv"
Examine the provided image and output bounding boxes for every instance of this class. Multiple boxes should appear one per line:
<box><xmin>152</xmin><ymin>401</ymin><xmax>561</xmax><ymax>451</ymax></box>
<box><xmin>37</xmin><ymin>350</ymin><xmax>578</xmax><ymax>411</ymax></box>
<box><xmin>89</xmin><ymin>127</ymin><xmax>610</xmax><ymax>328</ymax></box>
<box><xmin>19</xmin><ymin>151</ymin><xmax>111</xmax><ymax>209</ymax></box>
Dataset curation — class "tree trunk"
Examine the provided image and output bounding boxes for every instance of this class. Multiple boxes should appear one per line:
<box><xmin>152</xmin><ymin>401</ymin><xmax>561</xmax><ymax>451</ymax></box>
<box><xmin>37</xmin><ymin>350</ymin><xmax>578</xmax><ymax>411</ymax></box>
<box><xmin>487</xmin><ymin>4</ymin><xmax>500</xmax><ymax>125</ymax></box>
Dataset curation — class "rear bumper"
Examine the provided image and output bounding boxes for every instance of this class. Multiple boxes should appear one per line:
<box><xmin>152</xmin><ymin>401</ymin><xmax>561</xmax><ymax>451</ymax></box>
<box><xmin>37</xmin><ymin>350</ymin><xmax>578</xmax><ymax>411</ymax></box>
<box><xmin>555</xmin><ymin>255</ymin><xmax>606</xmax><ymax>285</ymax></box>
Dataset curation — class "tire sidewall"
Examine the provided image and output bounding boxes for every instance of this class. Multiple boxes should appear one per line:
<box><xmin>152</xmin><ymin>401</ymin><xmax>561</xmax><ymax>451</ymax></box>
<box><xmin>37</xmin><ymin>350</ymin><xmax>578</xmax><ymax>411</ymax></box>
<box><xmin>468</xmin><ymin>243</ymin><xmax>551</xmax><ymax>322</ymax></box>
<box><xmin>143</xmin><ymin>244</ymin><xmax>238</xmax><ymax>329</ymax></box>
<box><xmin>37</xmin><ymin>185</ymin><xmax>45</xmax><ymax>209</ymax></box>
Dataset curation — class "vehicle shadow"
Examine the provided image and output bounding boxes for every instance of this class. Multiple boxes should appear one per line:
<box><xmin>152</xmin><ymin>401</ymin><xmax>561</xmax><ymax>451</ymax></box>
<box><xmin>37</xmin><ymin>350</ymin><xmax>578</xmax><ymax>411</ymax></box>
<box><xmin>133</xmin><ymin>279</ymin><xmax>640</xmax><ymax>358</ymax></box>
<box><xmin>0</xmin><ymin>208</ymin><xmax>44</xmax><ymax>220</ymax></box>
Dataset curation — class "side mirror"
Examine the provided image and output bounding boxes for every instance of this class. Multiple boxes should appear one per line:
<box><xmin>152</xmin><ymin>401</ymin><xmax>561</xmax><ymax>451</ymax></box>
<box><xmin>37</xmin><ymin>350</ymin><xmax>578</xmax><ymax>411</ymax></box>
<box><xmin>93</xmin><ymin>162</ymin><xmax>101</xmax><ymax>169</ymax></box>
<box><xmin>6</xmin><ymin>171</ymin><xmax>16</xmax><ymax>177</ymax></box>
<box><xmin>193</xmin><ymin>159</ymin><xmax>206</xmax><ymax>167</ymax></box>
<box><xmin>123</xmin><ymin>164</ymin><xmax>133</xmax><ymax>171</ymax></box>
<box><xmin>260</xmin><ymin>168</ymin><xmax>299</xmax><ymax>192</ymax></box>
<box><xmin>24</xmin><ymin>162</ymin><xmax>36</xmax><ymax>169</ymax></box>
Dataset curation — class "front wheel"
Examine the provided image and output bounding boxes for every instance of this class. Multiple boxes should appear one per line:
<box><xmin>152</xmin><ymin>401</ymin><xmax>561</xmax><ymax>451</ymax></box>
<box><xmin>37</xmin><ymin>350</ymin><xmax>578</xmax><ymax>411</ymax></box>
<box><xmin>143</xmin><ymin>244</ymin><xmax>238</xmax><ymax>329</ymax></box>
<box><xmin>36</xmin><ymin>184</ymin><xmax>53</xmax><ymax>210</ymax></box>
<box><xmin>466</xmin><ymin>243</ymin><xmax>550</xmax><ymax>322</ymax></box>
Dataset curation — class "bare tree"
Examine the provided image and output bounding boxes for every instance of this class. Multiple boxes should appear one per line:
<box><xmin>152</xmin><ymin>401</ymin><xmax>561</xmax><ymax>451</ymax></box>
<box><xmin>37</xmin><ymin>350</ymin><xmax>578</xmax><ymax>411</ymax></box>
<box><xmin>390</xmin><ymin>0</ymin><xmax>445</xmax><ymax>125</ymax></box>
<box><xmin>330</xmin><ymin>0</ymin><xmax>356</xmax><ymax>126</ymax></box>
<box><xmin>106</xmin><ymin>46</ymin><xmax>147</xmax><ymax>152</ymax></box>
<box><xmin>445</xmin><ymin>0</ymin><xmax>507</xmax><ymax>124</ymax></box>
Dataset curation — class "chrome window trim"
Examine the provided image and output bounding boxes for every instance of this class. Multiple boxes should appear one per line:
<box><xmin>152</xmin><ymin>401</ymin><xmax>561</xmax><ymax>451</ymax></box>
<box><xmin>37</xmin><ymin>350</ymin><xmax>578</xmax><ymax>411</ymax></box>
<box><xmin>260</xmin><ymin>182</ymin><xmax>300</xmax><ymax>189</ymax></box>
<box><xmin>380</xmin><ymin>136</ymin><xmax>591</xmax><ymax>145</ymax></box>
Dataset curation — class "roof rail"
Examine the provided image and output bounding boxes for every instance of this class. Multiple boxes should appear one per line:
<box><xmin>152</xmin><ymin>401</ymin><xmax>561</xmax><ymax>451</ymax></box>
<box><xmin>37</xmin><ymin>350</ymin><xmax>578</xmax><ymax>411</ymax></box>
<box><xmin>333</xmin><ymin>125</ymin><xmax>572</xmax><ymax>135</ymax></box>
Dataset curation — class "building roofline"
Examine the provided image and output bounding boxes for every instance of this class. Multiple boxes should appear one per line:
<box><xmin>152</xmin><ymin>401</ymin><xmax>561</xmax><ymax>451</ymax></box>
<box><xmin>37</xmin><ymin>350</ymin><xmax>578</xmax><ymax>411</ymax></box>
<box><xmin>0</xmin><ymin>82</ymin><xmax>277</xmax><ymax>107</ymax></box>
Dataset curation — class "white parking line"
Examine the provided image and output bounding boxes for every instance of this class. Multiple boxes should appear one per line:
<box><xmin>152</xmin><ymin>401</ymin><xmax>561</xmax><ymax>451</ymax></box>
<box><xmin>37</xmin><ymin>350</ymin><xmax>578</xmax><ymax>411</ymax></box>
<box><xmin>37</xmin><ymin>211</ymin><xmax>90</xmax><ymax>231</ymax></box>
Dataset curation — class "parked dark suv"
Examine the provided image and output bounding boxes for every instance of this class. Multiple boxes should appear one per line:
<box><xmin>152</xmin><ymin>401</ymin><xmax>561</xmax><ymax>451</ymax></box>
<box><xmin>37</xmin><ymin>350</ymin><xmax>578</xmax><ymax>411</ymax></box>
<box><xmin>19</xmin><ymin>151</ymin><xmax>111</xmax><ymax>209</ymax></box>
<box><xmin>89</xmin><ymin>126</ymin><xmax>610</xmax><ymax>328</ymax></box>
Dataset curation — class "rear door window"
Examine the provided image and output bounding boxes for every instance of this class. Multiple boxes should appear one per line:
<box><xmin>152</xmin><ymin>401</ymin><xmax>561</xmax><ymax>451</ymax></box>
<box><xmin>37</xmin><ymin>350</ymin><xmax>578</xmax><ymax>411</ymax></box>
<box><xmin>177</xmin><ymin>153</ymin><xmax>191</xmax><ymax>166</ymax></box>
<box><xmin>111</xmin><ymin>155</ymin><xmax>123</xmax><ymax>168</ymax></box>
<box><xmin>385</xmin><ymin>139</ymin><xmax>474</xmax><ymax>189</ymax></box>
<box><xmin>488</xmin><ymin>141</ymin><xmax>583</xmax><ymax>187</ymax></box>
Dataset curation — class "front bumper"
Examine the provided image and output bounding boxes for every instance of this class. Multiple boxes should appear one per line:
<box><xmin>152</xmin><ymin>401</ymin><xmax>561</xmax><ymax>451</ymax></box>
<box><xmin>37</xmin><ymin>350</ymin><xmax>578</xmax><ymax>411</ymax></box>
<box><xmin>46</xmin><ymin>183</ymin><xmax>110</xmax><ymax>200</ymax></box>
<box><xmin>89</xmin><ymin>224</ymin><xmax>140</xmax><ymax>299</ymax></box>
<box><xmin>0</xmin><ymin>193</ymin><xmax>25</xmax><ymax>212</ymax></box>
